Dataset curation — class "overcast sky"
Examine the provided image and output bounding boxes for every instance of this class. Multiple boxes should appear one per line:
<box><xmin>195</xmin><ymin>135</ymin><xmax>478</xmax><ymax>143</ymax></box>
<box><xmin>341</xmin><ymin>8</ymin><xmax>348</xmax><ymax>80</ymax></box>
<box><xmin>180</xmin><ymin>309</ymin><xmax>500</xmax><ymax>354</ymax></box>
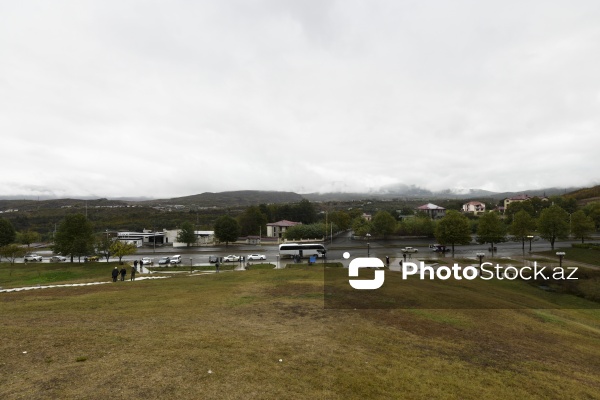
<box><xmin>1</xmin><ymin>1</ymin><xmax>599</xmax><ymax>199</ymax></box>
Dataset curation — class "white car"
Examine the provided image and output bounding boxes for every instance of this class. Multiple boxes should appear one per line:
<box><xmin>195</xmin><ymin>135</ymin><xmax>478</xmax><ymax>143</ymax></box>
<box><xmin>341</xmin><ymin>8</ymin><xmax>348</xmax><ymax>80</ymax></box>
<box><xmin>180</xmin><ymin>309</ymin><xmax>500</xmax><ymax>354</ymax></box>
<box><xmin>222</xmin><ymin>255</ymin><xmax>240</xmax><ymax>262</ymax></box>
<box><xmin>170</xmin><ymin>255</ymin><xmax>182</xmax><ymax>264</ymax></box>
<box><xmin>24</xmin><ymin>254</ymin><xmax>43</xmax><ymax>262</ymax></box>
<box><xmin>401</xmin><ymin>247</ymin><xmax>418</xmax><ymax>253</ymax></box>
<box><xmin>247</xmin><ymin>254</ymin><xmax>266</xmax><ymax>261</ymax></box>
<box><xmin>50</xmin><ymin>255</ymin><xmax>67</xmax><ymax>262</ymax></box>
<box><xmin>141</xmin><ymin>257</ymin><xmax>153</xmax><ymax>265</ymax></box>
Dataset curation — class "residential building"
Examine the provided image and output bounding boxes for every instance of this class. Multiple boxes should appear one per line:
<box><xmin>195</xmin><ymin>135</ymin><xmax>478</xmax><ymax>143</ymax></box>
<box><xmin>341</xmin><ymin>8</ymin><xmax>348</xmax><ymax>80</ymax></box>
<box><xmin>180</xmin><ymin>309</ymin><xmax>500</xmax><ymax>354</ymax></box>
<box><xmin>266</xmin><ymin>220</ymin><xmax>301</xmax><ymax>238</ymax></box>
<box><xmin>416</xmin><ymin>203</ymin><xmax>446</xmax><ymax>219</ymax></box>
<box><xmin>462</xmin><ymin>201</ymin><xmax>486</xmax><ymax>215</ymax></box>
<box><xmin>503</xmin><ymin>194</ymin><xmax>532</xmax><ymax>210</ymax></box>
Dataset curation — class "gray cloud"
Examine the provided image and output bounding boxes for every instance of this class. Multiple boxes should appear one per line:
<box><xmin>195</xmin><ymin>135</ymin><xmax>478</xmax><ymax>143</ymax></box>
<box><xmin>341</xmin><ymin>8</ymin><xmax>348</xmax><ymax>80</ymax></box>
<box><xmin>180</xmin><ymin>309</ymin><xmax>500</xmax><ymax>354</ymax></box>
<box><xmin>1</xmin><ymin>0</ymin><xmax>599</xmax><ymax>198</ymax></box>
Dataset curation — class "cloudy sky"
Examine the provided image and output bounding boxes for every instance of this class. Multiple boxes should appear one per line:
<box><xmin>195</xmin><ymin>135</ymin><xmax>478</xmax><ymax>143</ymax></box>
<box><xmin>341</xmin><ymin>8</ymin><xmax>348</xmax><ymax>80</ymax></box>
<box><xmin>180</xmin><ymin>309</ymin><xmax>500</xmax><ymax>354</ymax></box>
<box><xmin>2</xmin><ymin>1</ymin><xmax>599</xmax><ymax>199</ymax></box>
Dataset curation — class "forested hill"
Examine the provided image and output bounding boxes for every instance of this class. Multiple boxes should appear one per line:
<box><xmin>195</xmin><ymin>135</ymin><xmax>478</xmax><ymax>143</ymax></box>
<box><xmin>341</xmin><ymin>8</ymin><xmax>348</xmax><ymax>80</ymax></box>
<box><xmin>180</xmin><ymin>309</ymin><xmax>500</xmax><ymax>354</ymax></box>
<box><xmin>566</xmin><ymin>185</ymin><xmax>600</xmax><ymax>204</ymax></box>
<box><xmin>139</xmin><ymin>190</ymin><xmax>304</xmax><ymax>207</ymax></box>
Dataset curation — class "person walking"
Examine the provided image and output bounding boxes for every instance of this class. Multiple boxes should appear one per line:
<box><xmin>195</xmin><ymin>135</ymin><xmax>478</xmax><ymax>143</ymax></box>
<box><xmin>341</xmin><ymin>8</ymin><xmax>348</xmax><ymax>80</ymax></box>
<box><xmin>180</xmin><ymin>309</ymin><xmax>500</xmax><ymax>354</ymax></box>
<box><xmin>111</xmin><ymin>267</ymin><xmax>119</xmax><ymax>282</ymax></box>
<box><xmin>120</xmin><ymin>266</ymin><xmax>127</xmax><ymax>281</ymax></box>
<box><xmin>133</xmin><ymin>259</ymin><xmax>138</xmax><ymax>270</ymax></box>
<box><xmin>130</xmin><ymin>265</ymin><xmax>136</xmax><ymax>281</ymax></box>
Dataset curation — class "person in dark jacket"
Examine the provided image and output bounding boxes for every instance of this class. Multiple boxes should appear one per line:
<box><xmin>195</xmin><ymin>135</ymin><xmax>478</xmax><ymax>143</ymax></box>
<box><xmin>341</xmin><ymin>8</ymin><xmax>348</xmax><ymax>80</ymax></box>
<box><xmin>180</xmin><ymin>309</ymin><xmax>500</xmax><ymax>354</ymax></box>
<box><xmin>111</xmin><ymin>267</ymin><xmax>119</xmax><ymax>282</ymax></box>
<box><xmin>120</xmin><ymin>267</ymin><xmax>127</xmax><ymax>281</ymax></box>
<box><xmin>130</xmin><ymin>265</ymin><xmax>136</xmax><ymax>281</ymax></box>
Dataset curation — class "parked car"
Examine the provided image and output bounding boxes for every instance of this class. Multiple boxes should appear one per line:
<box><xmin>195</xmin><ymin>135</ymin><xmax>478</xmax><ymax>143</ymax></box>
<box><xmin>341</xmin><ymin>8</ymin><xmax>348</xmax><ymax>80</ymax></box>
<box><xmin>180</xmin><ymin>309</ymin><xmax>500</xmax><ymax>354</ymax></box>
<box><xmin>84</xmin><ymin>255</ymin><xmax>99</xmax><ymax>262</ymax></box>
<box><xmin>170</xmin><ymin>255</ymin><xmax>182</xmax><ymax>264</ymax></box>
<box><xmin>247</xmin><ymin>254</ymin><xmax>266</xmax><ymax>261</ymax></box>
<box><xmin>208</xmin><ymin>255</ymin><xmax>219</xmax><ymax>264</ymax></box>
<box><xmin>158</xmin><ymin>257</ymin><xmax>171</xmax><ymax>265</ymax></box>
<box><xmin>24</xmin><ymin>254</ymin><xmax>43</xmax><ymax>262</ymax></box>
<box><xmin>222</xmin><ymin>255</ymin><xmax>240</xmax><ymax>262</ymax></box>
<box><xmin>141</xmin><ymin>257</ymin><xmax>153</xmax><ymax>265</ymax></box>
<box><xmin>50</xmin><ymin>255</ymin><xmax>67</xmax><ymax>262</ymax></box>
<box><xmin>401</xmin><ymin>247</ymin><xmax>418</xmax><ymax>253</ymax></box>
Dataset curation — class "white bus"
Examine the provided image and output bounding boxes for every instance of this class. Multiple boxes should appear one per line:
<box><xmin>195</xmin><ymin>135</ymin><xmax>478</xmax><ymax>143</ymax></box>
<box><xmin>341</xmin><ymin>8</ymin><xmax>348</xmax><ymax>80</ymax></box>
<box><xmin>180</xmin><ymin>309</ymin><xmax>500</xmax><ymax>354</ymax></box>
<box><xmin>278</xmin><ymin>243</ymin><xmax>327</xmax><ymax>259</ymax></box>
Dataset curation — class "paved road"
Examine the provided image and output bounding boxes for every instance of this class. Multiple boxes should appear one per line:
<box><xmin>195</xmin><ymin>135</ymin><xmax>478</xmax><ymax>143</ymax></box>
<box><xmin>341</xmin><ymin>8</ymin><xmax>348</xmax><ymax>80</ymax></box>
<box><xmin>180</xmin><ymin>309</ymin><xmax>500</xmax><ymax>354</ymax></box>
<box><xmin>12</xmin><ymin>232</ymin><xmax>595</xmax><ymax>266</ymax></box>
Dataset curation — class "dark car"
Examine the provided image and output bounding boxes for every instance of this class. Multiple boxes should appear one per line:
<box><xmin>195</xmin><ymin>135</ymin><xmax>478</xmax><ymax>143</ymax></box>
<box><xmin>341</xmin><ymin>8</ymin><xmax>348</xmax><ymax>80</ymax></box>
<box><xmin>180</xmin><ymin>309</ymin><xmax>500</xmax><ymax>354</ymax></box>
<box><xmin>208</xmin><ymin>255</ymin><xmax>218</xmax><ymax>263</ymax></box>
<box><xmin>158</xmin><ymin>257</ymin><xmax>171</xmax><ymax>265</ymax></box>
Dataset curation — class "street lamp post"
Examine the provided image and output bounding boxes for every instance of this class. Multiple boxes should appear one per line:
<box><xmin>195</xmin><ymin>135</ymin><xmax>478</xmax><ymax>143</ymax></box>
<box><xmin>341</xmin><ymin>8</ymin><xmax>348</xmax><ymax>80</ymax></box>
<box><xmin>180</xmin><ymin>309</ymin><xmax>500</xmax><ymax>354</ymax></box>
<box><xmin>556</xmin><ymin>252</ymin><xmax>565</xmax><ymax>269</ymax></box>
<box><xmin>190</xmin><ymin>258</ymin><xmax>193</xmax><ymax>273</ymax></box>
<box><xmin>527</xmin><ymin>235</ymin><xmax>534</xmax><ymax>252</ymax></box>
<box><xmin>366</xmin><ymin>233</ymin><xmax>371</xmax><ymax>257</ymax></box>
<box><xmin>476</xmin><ymin>252</ymin><xmax>485</xmax><ymax>268</ymax></box>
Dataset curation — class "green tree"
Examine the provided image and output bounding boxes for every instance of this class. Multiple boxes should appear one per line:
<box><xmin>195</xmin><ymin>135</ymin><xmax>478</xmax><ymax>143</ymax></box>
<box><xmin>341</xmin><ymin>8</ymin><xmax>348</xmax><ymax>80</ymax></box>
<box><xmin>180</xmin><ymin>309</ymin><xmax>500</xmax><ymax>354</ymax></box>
<box><xmin>0</xmin><ymin>218</ymin><xmax>17</xmax><ymax>247</ymax></box>
<box><xmin>294</xmin><ymin>199</ymin><xmax>318</xmax><ymax>224</ymax></box>
<box><xmin>509</xmin><ymin>210</ymin><xmax>536</xmax><ymax>253</ymax></box>
<box><xmin>214</xmin><ymin>215</ymin><xmax>240</xmax><ymax>247</ymax></box>
<box><xmin>16</xmin><ymin>230</ymin><xmax>41</xmax><ymax>248</ymax></box>
<box><xmin>372</xmin><ymin>211</ymin><xmax>397</xmax><ymax>238</ymax></box>
<box><xmin>434</xmin><ymin>211</ymin><xmax>472</xmax><ymax>257</ymax></box>
<box><xmin>505</xmin><ymin>201</ymin><xmax>534</xmax><ymax>223</ymax></box>
<box><xmin>237</xmin><ymin>206</ymin><xmax>268</xmax><ymax>237</ymax></box>
<box><xmin>583</xmin><ymin>202</ymin><xmax>600</xmax><ymax>230</ymax></box>
<box><xmin>352</xmin><ymin>217</ymin><xmax>374</xmax><ymax>237</ymax></box>
<box><xmin>476</xmin><ymin>212</ymin><xmax>507</xmax><ymax>255</ymax></box>
<box><xmin>53</xmin><ymin>214</ymin><xmax>95</xmax><ymax>262</ymax></box>
<box><xmin>537</xmin><ymin>205</ymin><xmax>569</xmax><ymax>250</ymax></box>
<box><xmin>328</xmin><ymin>211</ymin><xmax>351</xmax><ymax>231</ymax></box>
<box><xmin>0</xmin><ymin>244</ymin><xmax>27</xmax><ymax>265</ymax></box>
<box><xmin>570</xmin><ymin>210</ymin><xmax>595</xmax><ymax>243</ymax></box>
<box><xmin>549</xmin><ymin>195</ymin><xmax>578</xmax><ymax>214</ymax></box>
<box><xmin>96</xmin><ymin>234</ymin><xmax>113</xmax><ymax>262</ymax></box>
<box><xmin>110</xmin><ymin>240</ymin><xmax>138</xmax><ymax>264</ymax></box>
<box><xmin>177</xmin><ymin>221</ymin><xmax>197</xmax><ymax>247</ymax></box>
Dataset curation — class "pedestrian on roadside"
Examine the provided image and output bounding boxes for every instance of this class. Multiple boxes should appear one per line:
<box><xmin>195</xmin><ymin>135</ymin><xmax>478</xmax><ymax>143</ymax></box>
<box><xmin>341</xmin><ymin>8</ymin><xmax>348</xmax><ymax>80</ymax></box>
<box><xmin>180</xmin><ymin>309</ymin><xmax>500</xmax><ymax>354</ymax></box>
<box><xmin>385</xmin><ymin>256</ymin><xmax>389</xmax><ymax>267</ymax></box>
<box><xmin>120</xmin><ymin>266</ymin><xmax>127</xmax><ymax>281</ymax></box>
<box><xmin>130</xmin><ymin>265</ymin><xmax>136</xmax><ymax>281</ymax></box>
<box><xmin>134</xmin><ymin>259</ymin><xmax>138</xmax><ymax>270</ymax></box>
<box><xmin>111</xmin><ymin>267</ymin><xmax>119</xmax><ymax>282</ymax></box>
<box><xmin>216</xmin><ymin>262</ymin><xmax>220</xmax><ymax>273</ymax></box>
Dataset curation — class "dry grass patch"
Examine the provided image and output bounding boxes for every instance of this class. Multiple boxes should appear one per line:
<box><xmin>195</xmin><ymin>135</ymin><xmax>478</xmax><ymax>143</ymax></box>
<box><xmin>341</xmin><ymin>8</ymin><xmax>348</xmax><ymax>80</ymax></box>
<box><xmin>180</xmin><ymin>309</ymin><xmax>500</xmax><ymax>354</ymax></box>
<box><xmin>1</xmin><ymin>267</ymin><xmax>600</xmax><ymax>399</ymax></box>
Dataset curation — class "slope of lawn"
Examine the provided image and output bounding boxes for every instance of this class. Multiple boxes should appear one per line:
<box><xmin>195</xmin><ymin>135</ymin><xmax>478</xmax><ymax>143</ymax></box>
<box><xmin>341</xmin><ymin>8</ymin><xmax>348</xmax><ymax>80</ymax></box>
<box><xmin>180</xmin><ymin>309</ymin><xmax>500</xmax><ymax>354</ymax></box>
<box><xmin>1</xmin><ymin>264</ymin><xmax>599</xmax><ymax>399</ymax></box>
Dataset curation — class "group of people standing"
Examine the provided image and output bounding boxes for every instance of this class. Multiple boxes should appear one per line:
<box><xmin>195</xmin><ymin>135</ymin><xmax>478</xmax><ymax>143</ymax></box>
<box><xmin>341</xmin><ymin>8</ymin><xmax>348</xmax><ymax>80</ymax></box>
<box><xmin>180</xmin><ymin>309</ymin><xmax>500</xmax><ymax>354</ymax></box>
<box><xmin>111</xmin><ymin>262</ymin><xmax>140</xmax><ymax>282</ymax></box>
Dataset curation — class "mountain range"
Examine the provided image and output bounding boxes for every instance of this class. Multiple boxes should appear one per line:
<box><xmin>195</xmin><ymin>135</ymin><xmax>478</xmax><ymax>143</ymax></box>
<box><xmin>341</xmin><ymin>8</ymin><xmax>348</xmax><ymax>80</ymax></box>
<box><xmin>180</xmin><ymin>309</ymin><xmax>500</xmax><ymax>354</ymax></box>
<box><xmin>0</xmin><ymin>185</ymin><xmax>594</xmax><ymax>211</ymax></box>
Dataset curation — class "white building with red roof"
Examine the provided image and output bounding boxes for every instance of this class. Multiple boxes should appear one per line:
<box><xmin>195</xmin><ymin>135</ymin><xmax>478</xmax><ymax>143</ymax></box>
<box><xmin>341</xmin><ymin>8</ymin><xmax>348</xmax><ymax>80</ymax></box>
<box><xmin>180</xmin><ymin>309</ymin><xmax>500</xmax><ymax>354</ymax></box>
<box><xmin>462</xmin><ymin>201</ymin><xmax>486</xmax><ymax>215</ymax></box>
<box><xmin>416</xmin><ymin>203</ymin><xmax>446</xmax><ymax>219</ymax></box>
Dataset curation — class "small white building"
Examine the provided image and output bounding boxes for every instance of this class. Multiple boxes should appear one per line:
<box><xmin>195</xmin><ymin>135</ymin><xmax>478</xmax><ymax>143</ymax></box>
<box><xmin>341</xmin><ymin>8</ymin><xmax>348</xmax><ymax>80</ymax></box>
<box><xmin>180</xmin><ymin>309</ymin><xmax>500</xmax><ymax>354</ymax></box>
<box><xmin>167</xmin><ymin>229</ymin><xmax>215</xmax><ymax>247</ymax></box>
<box><xmin>117</xmin><ymin>231</ymin><xmax>168</xmax><ymax>247</ymax></box>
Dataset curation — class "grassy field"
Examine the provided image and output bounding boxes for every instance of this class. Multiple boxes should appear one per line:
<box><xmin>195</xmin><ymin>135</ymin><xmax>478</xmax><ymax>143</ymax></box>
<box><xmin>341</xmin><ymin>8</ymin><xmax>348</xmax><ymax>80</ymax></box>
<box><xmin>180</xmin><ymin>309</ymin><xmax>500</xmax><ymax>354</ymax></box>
<box><xmin>537</xmin><ymin>246</ymin><xmax>600</xmax><ymax>266</ymax></box>
<box><xmin>0</xmin><ymin>262</ymin><xmax>122</xmax><ymax>289</ymax></box>
<box><xmin>1</xmin><ymin>263</ymin><xmax>600</xmax><ymax>399</ymax></box>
